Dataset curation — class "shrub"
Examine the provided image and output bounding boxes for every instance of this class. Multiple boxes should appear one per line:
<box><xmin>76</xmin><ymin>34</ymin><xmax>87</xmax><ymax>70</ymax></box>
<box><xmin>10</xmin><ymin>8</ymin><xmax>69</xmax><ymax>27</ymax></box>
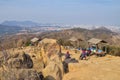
<box><xmin>25</xmin><ymin>41</ymin><xmax>31</xmax><ymax>46</ymax></box>
<box><xmin>107</xmin><ymin>46</ymin><xmax>120</xmax><ymax>56</ymax></box>
<box><xmin>63</xmin><ymin>40</ymin><xmax>73</xmax><ymax>46</ymax></box>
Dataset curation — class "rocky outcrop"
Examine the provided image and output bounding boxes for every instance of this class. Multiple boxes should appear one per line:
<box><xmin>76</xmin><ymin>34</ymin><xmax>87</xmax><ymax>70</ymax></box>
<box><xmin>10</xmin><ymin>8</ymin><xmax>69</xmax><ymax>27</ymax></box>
<box><xmin>0</xmin><ymin>51</ymin><xmax>44</xmax><ymax>80</ymax></box>
<box><xmin>0</xmin><ymin>69</ymin><xmax>41</xmax><ymax>80</ymax></box>
<box><xmin>8</xmin><ymin>52</ymin><xmax>33</xmax><ymax>69</ymax></box>
<box><xmin>43</xmin><ymin>61</ymin><xmax>63</xmax><ymax>80</ymax></box>
<box><xmin>0</xmin><ymin>39</ymin><xmax>64</xmax><ymax>80</ymax></box>
<box><xmin>42</xmin><ymin>52</ymin><xmax>64</xmax><ymax>80</ymax></box>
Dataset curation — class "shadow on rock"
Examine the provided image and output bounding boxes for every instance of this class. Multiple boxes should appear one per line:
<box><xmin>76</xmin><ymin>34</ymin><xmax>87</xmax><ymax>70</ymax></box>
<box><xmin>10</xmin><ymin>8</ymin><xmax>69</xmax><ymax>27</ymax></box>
<box><xmin>63</xmin><ymin>58</ymin><xmax>78</xmax><ymax>73</ymax></box>
<box><xmin>45</xmin><ymin>75</ymin><xmax>56</xmax><ymax>80</ymax></box>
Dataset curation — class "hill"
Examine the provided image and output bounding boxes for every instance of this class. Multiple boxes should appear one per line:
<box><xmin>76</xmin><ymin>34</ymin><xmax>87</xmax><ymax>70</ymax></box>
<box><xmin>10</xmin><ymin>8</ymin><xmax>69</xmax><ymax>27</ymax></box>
<box><xmin>39</xmin><ymin>27</ymin><xmax>119</xmax><ymax>45</ymax></box>
<box><xmin>0</xmin><ymin>27</ymin><xmax>120</xmax><ymax>50</ymax></box>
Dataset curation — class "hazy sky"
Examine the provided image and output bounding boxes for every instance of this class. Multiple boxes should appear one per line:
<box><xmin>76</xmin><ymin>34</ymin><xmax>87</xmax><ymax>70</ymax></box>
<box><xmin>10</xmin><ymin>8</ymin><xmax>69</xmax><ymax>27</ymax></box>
<box><xmin>0</xmin><ymin>0</ymin><xmax>120</xmax><ymax>25</ymax></box>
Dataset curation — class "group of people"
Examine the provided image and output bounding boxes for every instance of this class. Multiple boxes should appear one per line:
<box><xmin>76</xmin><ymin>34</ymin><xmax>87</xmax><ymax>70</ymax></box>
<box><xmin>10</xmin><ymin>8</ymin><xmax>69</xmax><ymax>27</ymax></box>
<box><xmin>65</xmin><ymin>47</ymin><xmax>105</xmax><ymax>60</ymax></box>
<box><xmin>80</xmin><ymin>48</ymin><xmax>91</xmax><ymax>60</ymax></box>
<box><xmin>80</xmin><ymin>47</ymin><xmax>106</xmax><ymax>60</ymax></box>
<box><xmin>64</xmin><ymin>48</ymin><xmax>91</xmax><ymax>60</ymax></box>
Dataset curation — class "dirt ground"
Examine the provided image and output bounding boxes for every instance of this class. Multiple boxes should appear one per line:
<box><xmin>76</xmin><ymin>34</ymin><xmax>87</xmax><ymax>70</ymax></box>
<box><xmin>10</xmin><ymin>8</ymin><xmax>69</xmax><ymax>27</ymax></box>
<box><xmin>62</xmin><ymin>52</ymin><xmax>120</xmax><ymax>80</ymax></box>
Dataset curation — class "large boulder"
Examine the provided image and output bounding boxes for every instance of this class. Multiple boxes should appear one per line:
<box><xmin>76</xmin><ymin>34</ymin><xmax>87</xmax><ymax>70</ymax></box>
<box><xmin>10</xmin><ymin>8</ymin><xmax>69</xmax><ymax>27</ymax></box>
<box><xmin>8</xmin><ymin>52</ymin><xmax>33</xmax><ymax>69</ymax></box>
<box><xmin>33</xmin><ymin>59</ymin><xmax>45</xmax><ymax>72</ymax></box>
<box><xmin>43</xmin><ymin>60</ymin><xmax>63</xmax><ymax>80</ymax></box>
<box><xmin>39</xmin><ymin>43</ymin><xmax>60</xmax><ymax>66</ymax></box>
<box><xmin>0</xmin><ymin>69</ymin><xmax>43</xmax><ymax>80</ymax></box>
<box><xmin>0</xmin><ymin>52</ymin><xmax>44</xmax><ymax>80</ymax></box>
<box><xmin>43</xmin><ymin>62</ymin><xmax>62</xmax><ymax>80</ymax></box>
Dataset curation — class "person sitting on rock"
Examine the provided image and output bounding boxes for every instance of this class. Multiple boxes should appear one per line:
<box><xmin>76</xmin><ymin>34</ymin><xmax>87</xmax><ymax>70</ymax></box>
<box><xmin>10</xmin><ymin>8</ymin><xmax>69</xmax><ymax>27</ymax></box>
<box><xmin>65</xmin><ymin>51</ymin><xmax>71</xmax><ymax>59</ymax></box>
<box><xmin>80</xmin><ymin>48</ymin><xmax>87</xmax><ymax>60</ymax></box>
<box><xmin>86</xmin><ymin>48</ymin><xmax>91</xmax><ymax>56</ymax></box>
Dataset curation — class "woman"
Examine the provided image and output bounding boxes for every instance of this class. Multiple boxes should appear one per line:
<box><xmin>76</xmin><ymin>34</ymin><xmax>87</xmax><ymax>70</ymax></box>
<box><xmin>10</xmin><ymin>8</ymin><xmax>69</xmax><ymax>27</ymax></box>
<box><xmin>65</xmin><ymin>51</ymin><xmax>71</xmax><ymax>59</ymax></box>
<box><xmin>80</xmin><ymin>48</ymin><xmax>87</xmax><ymax>60</ymax></box>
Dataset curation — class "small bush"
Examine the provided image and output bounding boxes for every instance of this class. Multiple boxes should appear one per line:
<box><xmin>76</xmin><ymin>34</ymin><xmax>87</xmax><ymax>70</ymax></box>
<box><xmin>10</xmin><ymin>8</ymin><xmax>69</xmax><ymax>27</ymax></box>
<box><xmin>63</xmin><ymin>40</ymin><xmax>73</xmax><ymax>46</ymax></box>
<box><xmin>25</xmin><ymin>40</ymin><xmax>31</xmax><ymax>46</ymax></box>
<box><xmin>107</xmin><ymin>46</ymin><xmax>120</xmax><ymax>56</ymax></box>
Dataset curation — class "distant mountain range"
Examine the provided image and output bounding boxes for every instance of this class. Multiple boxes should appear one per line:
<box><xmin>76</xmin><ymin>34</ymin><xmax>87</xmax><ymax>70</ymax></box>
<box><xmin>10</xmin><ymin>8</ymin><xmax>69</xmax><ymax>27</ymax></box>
<box><xmin>0</xmin><ymin>20</ymin><xmax>120</xmax><ymax>36</ymax></box>
<box><xmin>0</xmin><ymin>21</ymin><xmax>59</xmax><ymax>36</ymax></box>
<box><xmin>1</xmin><ymin>20</ymin><xmax>60</xmax><ymax>27</ymax></box>
<box><xmin>1</xmin><ymin>20</ymin><xmax>40</xmax><ymax>27</ymax></box>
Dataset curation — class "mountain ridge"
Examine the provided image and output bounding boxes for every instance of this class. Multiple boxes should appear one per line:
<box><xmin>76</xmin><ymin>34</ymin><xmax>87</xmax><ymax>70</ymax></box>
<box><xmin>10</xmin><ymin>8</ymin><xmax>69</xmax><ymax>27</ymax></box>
<box><xmin>1</xmin><ymin>20</ymin><xmax>40</xmax><ymax>27</ymax></box>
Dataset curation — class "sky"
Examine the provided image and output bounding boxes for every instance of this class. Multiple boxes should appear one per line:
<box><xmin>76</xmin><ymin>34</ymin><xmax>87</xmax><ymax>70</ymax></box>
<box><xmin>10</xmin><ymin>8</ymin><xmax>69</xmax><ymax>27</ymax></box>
<box><xmin>0</xmin><ymin>0</ymin><xmax>120</xmax><ymax>26</ymax></box>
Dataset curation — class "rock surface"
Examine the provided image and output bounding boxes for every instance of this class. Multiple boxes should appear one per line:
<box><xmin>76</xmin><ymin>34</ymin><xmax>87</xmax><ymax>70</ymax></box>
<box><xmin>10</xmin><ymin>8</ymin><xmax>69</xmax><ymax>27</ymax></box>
<box><xmin>8</xmin><ymin>52</ymin><xmax>33</xmax><ymax>69</ymax></box>
<box><xmin>43</xmin><ymin>61</ymin><xmax>63</xmax><ymax>80</ymax></box>
<box><xmin>0</xmin><ymin>69</ymin><xmax>41</xmax><ymax>80</ymax></box>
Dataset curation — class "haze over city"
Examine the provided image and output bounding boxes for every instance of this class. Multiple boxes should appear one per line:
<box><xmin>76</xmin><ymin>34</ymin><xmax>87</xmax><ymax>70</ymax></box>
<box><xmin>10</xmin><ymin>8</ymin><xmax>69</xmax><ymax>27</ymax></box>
<box><xmin>0</xmin><ymin>0</ymin><xmax>120</xmax><ymax>26</ymax></box>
